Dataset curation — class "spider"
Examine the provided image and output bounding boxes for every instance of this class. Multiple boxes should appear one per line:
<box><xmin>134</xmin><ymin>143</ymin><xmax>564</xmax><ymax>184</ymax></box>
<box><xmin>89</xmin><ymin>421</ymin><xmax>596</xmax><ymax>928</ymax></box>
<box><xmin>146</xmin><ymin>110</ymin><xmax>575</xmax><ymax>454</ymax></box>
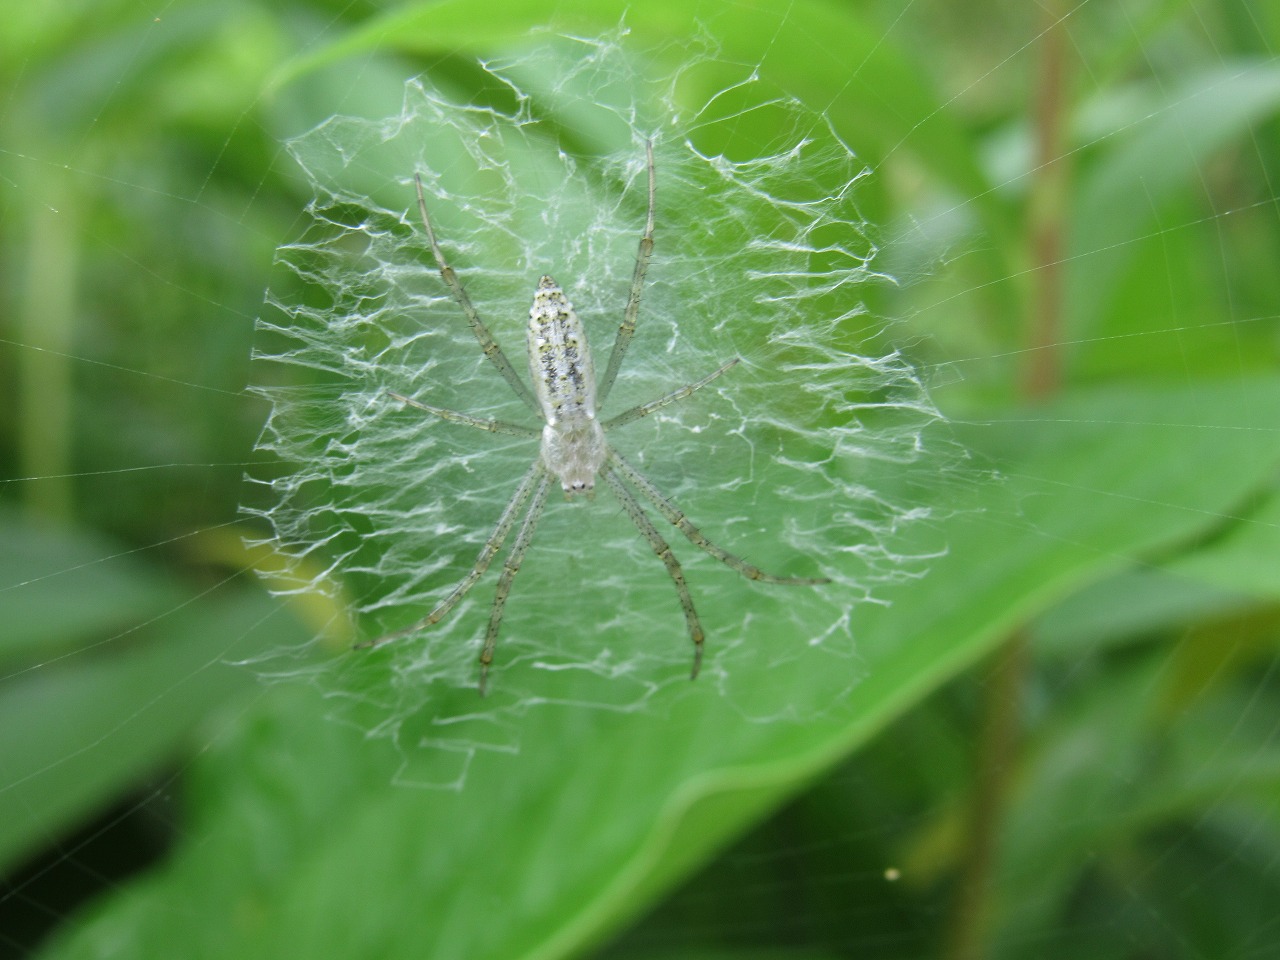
<box><xmin>359</xmin><ymin>142</ymin><xmax>829</xmax><ymax>693</ymax></box>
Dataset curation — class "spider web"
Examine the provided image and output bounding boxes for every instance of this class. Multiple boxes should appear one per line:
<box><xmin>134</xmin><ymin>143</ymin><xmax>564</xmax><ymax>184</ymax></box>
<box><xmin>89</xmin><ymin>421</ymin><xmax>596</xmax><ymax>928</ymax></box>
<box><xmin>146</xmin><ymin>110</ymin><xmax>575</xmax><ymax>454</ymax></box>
<box><xmin>244</xmin><ymin>29</ymin><xmax>946</xmax><ymax>764</ymax></box>
<box><xmin>3</xmin><ymin>2</ymin><xmax>1279</xmax><ymax>957</ymax></box>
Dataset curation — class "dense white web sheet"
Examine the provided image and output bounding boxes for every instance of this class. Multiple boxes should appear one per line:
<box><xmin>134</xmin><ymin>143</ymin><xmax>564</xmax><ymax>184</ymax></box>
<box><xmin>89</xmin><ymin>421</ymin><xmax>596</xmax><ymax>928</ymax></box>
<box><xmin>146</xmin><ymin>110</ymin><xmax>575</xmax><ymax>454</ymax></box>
<box><xmin>244</xmin><ymin>31</ymin><xmax>943</xmax><ymax>747</ymax></box>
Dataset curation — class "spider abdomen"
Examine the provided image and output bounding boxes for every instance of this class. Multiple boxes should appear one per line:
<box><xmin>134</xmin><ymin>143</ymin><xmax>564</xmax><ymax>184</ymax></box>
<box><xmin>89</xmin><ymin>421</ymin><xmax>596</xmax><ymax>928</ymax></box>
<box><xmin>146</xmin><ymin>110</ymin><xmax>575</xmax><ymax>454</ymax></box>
<box><xmin>528</xmin><ymin>275</ymin><xmax>606</xmax><ymax>494</ymax></box>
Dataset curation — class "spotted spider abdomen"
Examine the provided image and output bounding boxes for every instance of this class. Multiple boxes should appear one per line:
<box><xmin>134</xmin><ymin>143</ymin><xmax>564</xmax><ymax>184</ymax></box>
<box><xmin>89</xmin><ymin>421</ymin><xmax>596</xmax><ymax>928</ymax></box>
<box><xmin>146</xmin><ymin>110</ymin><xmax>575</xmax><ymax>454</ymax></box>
<box><xmin>528</xmin><ymin>275</ymin><xmax>606</xmax><ymax>494</ymax></box>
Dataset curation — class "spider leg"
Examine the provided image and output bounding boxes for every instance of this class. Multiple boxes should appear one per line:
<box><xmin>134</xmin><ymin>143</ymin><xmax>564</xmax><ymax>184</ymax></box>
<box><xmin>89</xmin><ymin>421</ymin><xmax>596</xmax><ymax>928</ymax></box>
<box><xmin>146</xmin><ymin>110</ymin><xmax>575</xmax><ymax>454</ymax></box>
<box><xmin>479</xmin><ymin>468</ymin><xmax>552</xmax><ymax>695</ymax></box>
<box><xmin>602</xmin><ymin>357</ymin><xmax>740</xmax><ymax>430</ymax></box>
<box><xmin>597</xmin><ymin>140</ymin><xmax>655</xmax><ymax>405</ymax></box>
<box><xmin>387</xmin><ymin>390</ymin><xmax>539</xmax><ymax>438</ymax></box>
<box><xmin>413</xmin><ymin>174</ymin><xmax>540</xmax><ymax>414</ymax></box>
<box><xmin>601</xmin><ymin>465</ymin><xmax>705</xmax><ymax>680</ymax></box>
<box><xmin>607</xmin><ymin>450</ymin><xmax>830</xmax><ymax>585</ymax></box>
<box><xmin>355</xmin><ymin>461</ymin><xmax>547</xmax><ymax>652</ymax></box>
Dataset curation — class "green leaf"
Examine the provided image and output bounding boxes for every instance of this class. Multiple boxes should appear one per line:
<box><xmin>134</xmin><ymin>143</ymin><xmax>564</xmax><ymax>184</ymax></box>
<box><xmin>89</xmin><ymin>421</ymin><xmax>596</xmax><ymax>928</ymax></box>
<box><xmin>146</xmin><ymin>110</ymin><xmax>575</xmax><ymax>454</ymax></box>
<box><xmin>38</xmin><ymin>376</ymin><xmax>1280</xmax><ymax>959</ymax></box>
<box><xmin>1033</xmin><ymin>568</ymin><xmax>1255</xmax><ymax>658</ymax></box>
<box><xmin>1070</xmin><ymin>62</ymin><xmax>1280</xmax><ymax>331</ymax></box>
<box><xmin>1168</xmin><ymin>485</ymin><xmax>1280</xmax><ymax>600</ymax></box>
<box><xmin>993</xmin><ymin>649</ymin><xmax>1280</xmax><ymax>955</ymax></box>
<box><xmin>0</xmin><ymin>572</ymin><xmax>307</xmax><ymax>874</ymax></box>
<box><xmin>0</xmin><ymin>509</ymin><xmax>182</xmax><ymax>664</ymax></box>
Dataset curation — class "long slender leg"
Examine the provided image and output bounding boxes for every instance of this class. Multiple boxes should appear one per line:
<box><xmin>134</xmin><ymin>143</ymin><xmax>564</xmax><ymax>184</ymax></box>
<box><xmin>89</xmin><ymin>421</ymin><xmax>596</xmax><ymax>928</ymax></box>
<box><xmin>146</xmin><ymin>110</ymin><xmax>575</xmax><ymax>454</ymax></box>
<box><xmin>356</xmin><ymin>461</ymin><xmax>547</xmax><ymax>651</ymax></box>
<box><xmin>597</xmin><ymin>140</ymin><xmax>656</xmax><ymax>405</ymax></box>
<box><xmin>479</xmin><ymin>470</ymin><xmax>551</xmax><ymax>694</ymax></box>
<box><xmin>414</xmin><ymin>175</ymin><xmax>540</xmax><ymax>414</ymax></box>
<box><xmin>602</xmin><ymin>357</ymin><xmax>740</xmax><ymax>430</ymax></box>
<box><xmin>608</xmin><ymin>450</ymin><xmax>829</xmax><ymax>585</ymax></box>
<box><xmin>601</xmin><ymin>466</ymin><xmax>705</xmax><ymax>679</ymax></box>
<box><xmin>387</xmin><ymin>390</ymin><xmax>539</xmax><ymax>438</ymax></box>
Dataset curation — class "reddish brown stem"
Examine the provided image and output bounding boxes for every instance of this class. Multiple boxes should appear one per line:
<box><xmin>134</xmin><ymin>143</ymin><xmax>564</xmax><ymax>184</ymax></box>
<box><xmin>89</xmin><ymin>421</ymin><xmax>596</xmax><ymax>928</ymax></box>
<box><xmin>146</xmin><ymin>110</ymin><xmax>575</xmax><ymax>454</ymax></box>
<box><xmin>945</xmin><ymin>7</ymin><xmax>1072</xmax><ymax>959</ymax></box>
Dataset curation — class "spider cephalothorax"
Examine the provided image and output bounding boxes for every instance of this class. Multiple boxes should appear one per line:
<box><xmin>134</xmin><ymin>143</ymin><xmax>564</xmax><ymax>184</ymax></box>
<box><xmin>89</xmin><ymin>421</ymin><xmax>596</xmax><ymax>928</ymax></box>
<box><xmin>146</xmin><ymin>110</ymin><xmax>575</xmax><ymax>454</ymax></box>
<box><xmin>359</xmin><ymin>142</ymin><xmax>828</xmax><ymax>693</ymax></box>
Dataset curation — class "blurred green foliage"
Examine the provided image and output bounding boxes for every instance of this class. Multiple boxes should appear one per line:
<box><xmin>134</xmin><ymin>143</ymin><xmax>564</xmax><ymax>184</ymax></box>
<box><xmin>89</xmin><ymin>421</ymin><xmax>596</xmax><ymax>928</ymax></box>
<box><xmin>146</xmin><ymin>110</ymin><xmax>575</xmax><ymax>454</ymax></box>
<box><xmin>2</xmin><ymin>1</ymin><xmax>1279</xmax><ymax>958</ymax></box>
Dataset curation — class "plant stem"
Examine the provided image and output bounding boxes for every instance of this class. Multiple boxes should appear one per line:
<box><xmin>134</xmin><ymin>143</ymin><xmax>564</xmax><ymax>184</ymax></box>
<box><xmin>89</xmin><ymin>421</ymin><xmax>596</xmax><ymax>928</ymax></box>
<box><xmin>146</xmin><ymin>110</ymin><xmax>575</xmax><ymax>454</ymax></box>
<box><xmin>943</xmin><ymin>631</ymin><xmax>1030</xmax><ymax>960</ymax></box>
<box><xmin>1022</xmin><ymin>1</ymin><xmax>1072</xmax><ymax>400</ymax></box>
<box><xmin>19</xmin><ymin>178</ymin><xmax>78</xmax><ymax>522</ymax></box>
<box><xmin>944</xmin><ymin>6</ymin><xmax>1072</xmax><ymax>958</ymax></box>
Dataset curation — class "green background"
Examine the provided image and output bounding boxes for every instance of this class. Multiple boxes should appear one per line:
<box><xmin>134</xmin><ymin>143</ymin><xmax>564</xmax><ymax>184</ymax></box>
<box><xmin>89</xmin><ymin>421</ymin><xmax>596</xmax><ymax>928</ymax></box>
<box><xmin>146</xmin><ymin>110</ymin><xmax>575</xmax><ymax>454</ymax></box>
<box><xmin>2</xmin><ymin>1</ymin><xmax>1279</xmax><ymax>958</ymax></box>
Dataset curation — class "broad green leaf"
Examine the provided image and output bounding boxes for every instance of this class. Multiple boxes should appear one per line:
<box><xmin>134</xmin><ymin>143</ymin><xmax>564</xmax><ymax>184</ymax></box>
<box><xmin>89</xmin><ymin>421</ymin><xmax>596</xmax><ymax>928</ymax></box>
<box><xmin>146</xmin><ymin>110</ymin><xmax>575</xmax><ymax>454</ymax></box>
<box><xmin>0</xmin><ymin>576</ymin><xmax>308</xmax><ymax>874</ymax></box>
<box><xmin>1070</xmin><ymin>62</ymin><xmax>1280</xmax><ymax>331</ymax></box>
<box><xmin>1169</xmin><ymin>486</ymin><xmax>1280</xmax><ymax>601</ymax></box>
<box><xmin>0</xmin><ymin>509</ymin><xmax>183</xmax><ymax>663</ymax></box>
<box><xmin>1033</xmin><ymin>568</ymin><xmax>1255</xmax><ymax>658</ymax></box>
<box><xmin>39</xmin><ymin>375</ymin><xmax>1280</xmax><ymax>959</ymax></box>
